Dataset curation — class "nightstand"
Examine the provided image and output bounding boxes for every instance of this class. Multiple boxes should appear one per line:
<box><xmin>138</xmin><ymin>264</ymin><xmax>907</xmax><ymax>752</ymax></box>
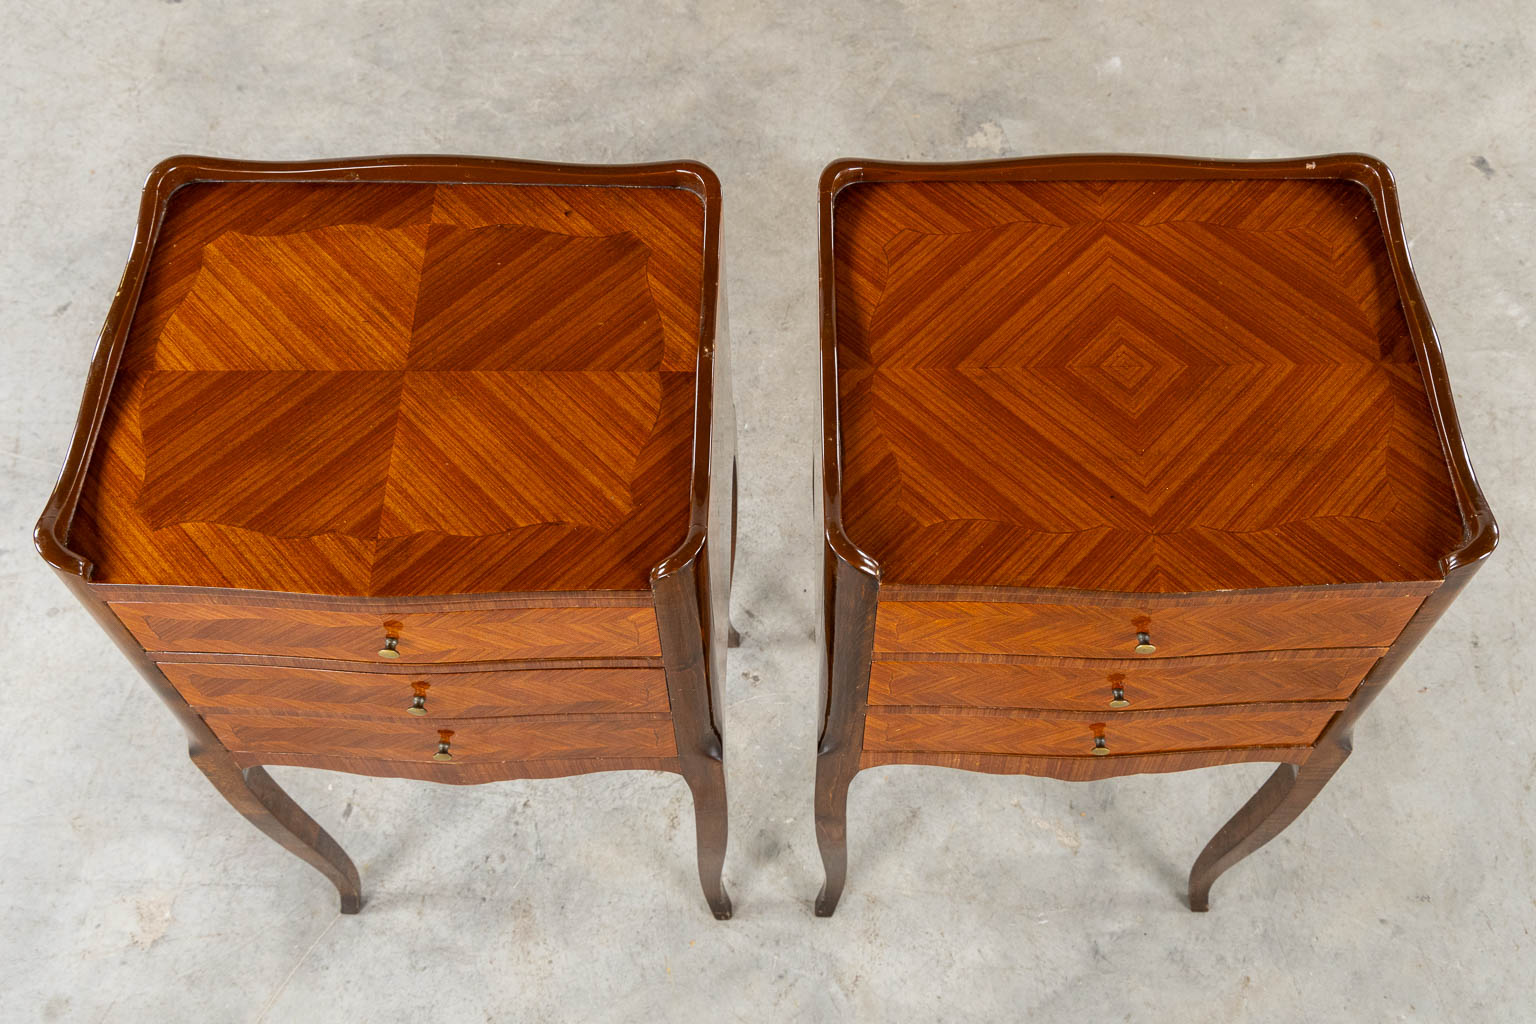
<box><xmin>37</xmin><ymin>155</ymin><xmax>736</xmax><ymax>918</ymax></box>
<box><xmin>814</xmin><ymin>154</ymin><xmax>1496</xmax><ymax>914</ymax></box>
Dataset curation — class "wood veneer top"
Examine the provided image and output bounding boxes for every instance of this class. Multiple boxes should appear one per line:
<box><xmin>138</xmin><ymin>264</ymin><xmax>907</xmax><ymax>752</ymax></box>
<box><xmin>72</xmin><ymin>178</ymin><xmax>707</xmax><ymax>595</ymax></box>
<box><xmin>831</xmin><ymin>173</ymin><xmax>1465</xmax><ymax>592</ymax></box>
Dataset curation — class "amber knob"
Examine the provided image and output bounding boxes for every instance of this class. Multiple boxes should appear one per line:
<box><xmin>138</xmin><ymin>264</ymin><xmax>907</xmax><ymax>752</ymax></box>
<box><xmin>378</xmin><ymin>636</ymin><xmax>400</xmax><ymax>659</ymax></box>
<box><xmin>1092</xmin><ymin>736</ymin><xmax>1110</xmax><ymax>756</ymax></box>
<box><xmin>433</xmin><ymin>730</ymin><xmax>453</xmax><ymax>762</ymax></box>
<box><xmin>1133</xmin><ymin>631</ymin><xmax>1156</xmax><ymax>655</ymax></box>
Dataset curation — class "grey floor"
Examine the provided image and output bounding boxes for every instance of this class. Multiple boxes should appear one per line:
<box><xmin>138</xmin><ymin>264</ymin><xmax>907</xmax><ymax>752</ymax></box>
<box><xmin>3</xmin><ymin>1</ymin><xmax>1533</xmax><ymax>1021</ymax></box>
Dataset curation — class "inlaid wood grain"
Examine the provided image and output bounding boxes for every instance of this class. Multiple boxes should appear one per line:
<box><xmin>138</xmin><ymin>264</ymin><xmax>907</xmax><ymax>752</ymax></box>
<box><xmin>228</xmin><ymin>752</ymin><xmax>682</xmax><ymax>785</ymax></box>
<box><xmin>831</xmin><ymin>177</ymin><xmax>1465</xmax><ymax>591</ymax></box>
<box><xmin>859</xmin><ymin>747</ymin><xmax>1310</xmax><ymax>782</ymax></box>
<box><xmin>205</xmin><ymin>712</ymin><xmax>678</xmax><ymax>762</ymax></box>
<box><xmin>868</xmin><ymin>649</ymin><xmax>1379</xmax><ymax>711</ymax></box>
<box><xmin>112</xmin><ymin>601</ymin><xmax>661</xmax><ymax>661</ymax></box>
<box><xmin>863</xmin><ymin>704</ymin><xmax>1338</xmax><ymax>758</ymax></box>
<box><xmin>71</xmin><ymin>179</ymin><xmax>706</xmax><ymax>595</ymax></box>
<box><xmin>161</xmin><ymin>662</ymin><xmax>670</xmax><ymax>718</ymax></box>
<box><xmin>872</xmin><ymin>592</ymin><xmax>1422</xmax><ymax>658</ymax></box>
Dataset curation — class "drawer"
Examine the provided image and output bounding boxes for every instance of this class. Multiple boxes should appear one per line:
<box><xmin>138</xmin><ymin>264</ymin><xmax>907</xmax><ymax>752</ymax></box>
<box><xmin>205</xmin><ymin>712</ymin><xmax>678</xmax><ymax>763</ymax></box>
<box><xmin>868</xmin><ymin>649</ymin><xmax>1379</xmax><ymax>712</ymax></box>
<box><xmin>161</xmin><ymin>662</ymin><xmax>669</xmax><ymax>718</ymax></box>
<box><xmin>863</xmin><ymin>705</ymin><xmax>1339</xmax><ymax>758</ymax></box>
<box><xmin>872</xmin><ymin>591</ymin><xmax>1423</xmax><ymax>659</ymax></box>
<box><xmin>111</xmin><ymin>601</ymin><xmax>661</xmax><ymax>662</ymax></box>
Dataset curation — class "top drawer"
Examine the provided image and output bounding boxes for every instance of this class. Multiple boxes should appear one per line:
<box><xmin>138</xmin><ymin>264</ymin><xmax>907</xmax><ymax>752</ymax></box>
<box><xmin>111</xmin><ymin>601</ymin><xmax>661</xmax><ymax>662</ymax></box>
<box><xmin>873</xmin><ymin>590</ymin><xmax>1424</xmax><ymax>659</ymax></box>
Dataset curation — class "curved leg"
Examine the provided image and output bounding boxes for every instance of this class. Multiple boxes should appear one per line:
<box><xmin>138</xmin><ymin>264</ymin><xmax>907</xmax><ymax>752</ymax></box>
<box><xmin>815</xmin><ymin>553</ymin><xmax>878</xmax><ymax>917</ymax></box>
<box><xmin>191</xmin><ymin>747</ymin><xmax>363</xmax><ymax>913</ymax></box>
<box><xmin>1188</xmin><ymin>737</ymin><xmax>1350</xmax><ymax>912</ymax></box>
<box><xmin>814</xmin><ymin>752</ymin><xmax>855</xmax><ymax>916</ymax></box>
<box><xmin>728</xmin><ymin>457</ymin><xmax>742</xmax><ymax>648</ymax></box>
<box><xmin>683</xmin><ymin>760</ymin><xmax>733</xmax><ymax>919</ymax></box>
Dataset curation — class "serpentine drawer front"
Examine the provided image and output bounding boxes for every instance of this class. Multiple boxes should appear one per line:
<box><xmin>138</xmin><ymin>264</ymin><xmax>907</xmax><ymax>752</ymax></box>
<box><xmin>159</xmin><ymin>662</ymin><xmax>672</xmax><ymax>719</ymax></box>
<box><xmin>37</xmin><ymin>156</ymin><xmax>736</xmax><ymax>919</ymax></box>
<box><xmin>815</xmin><ymin>154</ymin><xmax>1496</xmax><ymax>916</ymax></box>
<box><xmin>113</xmin><ymin>600</ymin><xmax>664</xmax><ymax>661</ymax></box>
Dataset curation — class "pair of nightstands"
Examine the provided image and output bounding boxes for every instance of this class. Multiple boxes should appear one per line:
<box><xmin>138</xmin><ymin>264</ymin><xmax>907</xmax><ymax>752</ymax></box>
<box><xmin>38</xmin><ymin>154</ymin><xmax>1493</xmax><ymax>919</ymax></box>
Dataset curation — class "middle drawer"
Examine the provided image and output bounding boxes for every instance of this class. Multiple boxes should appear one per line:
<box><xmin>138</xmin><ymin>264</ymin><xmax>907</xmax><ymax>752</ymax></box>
<box><xmin>160</xmin><ymin>661</ymin><xmax>670</xmax><ymax>719</ymax></box>
<box><xmin>869</xmin><ymin>649</ymin><xmax>1380</xmax><ymax>712</ymax></box>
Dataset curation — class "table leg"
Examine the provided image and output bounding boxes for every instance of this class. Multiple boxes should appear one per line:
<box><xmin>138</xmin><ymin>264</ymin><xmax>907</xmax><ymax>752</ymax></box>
<box><xmin>1187</xmin><ymin>735</ymin><xmax>1351</xmax><ymax>912</ymax></box>
<box><xmin>189</xmin><ymin>747</ymin><xmax>362</xmax><ymax>913</ymax></box>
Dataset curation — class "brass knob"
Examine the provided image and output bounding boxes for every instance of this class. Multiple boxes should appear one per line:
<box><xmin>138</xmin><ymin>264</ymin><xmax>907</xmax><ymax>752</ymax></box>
<box><xmin>407</xmin><ymin>682</ymin><xmax>429</xmax><ymax>716</ymax></box>
<box><xmin>433</xmin><ymin>730</ymin><xmax>453</xmax><ymax>762</ymax></box>
<box><xmin>1134</xmin><ymin>631</ymin><xmax>1156</xmax><ymax>655</ymax></box>
<box><xmin>1109</xmin><ymin>686</ymin><xmax>1130</xmax><ymax>709</ymax></box>
<box><xmin>378</xmin><ymin>636</ymin><xmax>400</xmax><ymax>659</ymax></box>
<box><xmin>1092</xmin><ymin>736</ymin><xmax>1110</xmax><ymax>756</ymax></box>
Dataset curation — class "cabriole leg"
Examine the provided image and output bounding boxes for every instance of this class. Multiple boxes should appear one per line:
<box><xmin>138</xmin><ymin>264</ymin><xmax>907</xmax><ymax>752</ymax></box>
<box><xmin>681</xmin><ymin>756</ymin><xmax>733</xmax><ymax>919</ymax></box>
<box><xmin>813</xmin><ymin>750</ymin><xmax>856</xmax><ymax>916</ymax></box>
<box><xmin>190</xmin><ymin>747</ymin><xmax>363</xmax><ymax>913</ymax></box>
<box><xmin>1188</xmin><ymin>738</ymin><xmax>1351</xmax><ymax>912</ymax></box>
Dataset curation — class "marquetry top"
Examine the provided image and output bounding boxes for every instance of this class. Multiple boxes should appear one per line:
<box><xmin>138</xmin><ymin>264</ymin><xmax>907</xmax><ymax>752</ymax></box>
<box><xmin>828</xmin><ymin>161</ymin><xmax>1471</xmax><ymax>592</ymax></box>
<box><xmin>66</xmin><ymin>165</ymin><xmax>710</xmax><ymax>595</ymax></box>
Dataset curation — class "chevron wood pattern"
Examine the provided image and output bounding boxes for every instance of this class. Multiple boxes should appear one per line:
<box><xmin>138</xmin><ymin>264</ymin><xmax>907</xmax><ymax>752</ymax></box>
<box><xmin>832</xmin><ymin>177</ymin><xmax>1465</xmax><ymax>591</ymax></box>
<box><xmin>859</xmin><ymin>747</ymin><xmax>1310</xmax><ymax>782</ymax></box>
<box><xmin>205</xmin><ymin>711</ymin><xmax>678</xmax><ymax>763</ymax></box>
<box><xmin>161</xmin><ymin>662</ymin><xmax>670</xmax><ymax>718</ymax></box>
<box><xmin>872</xmin><ymin>592</ymin><xmax>1423</xmax><ymax>658</ymax></box>
<box><xmin>229</xmin><ymin>751</ymin><xmax>683</xmax><ymax>785</ymax></box>
<box><xmin>113</xmin><ymin>601</ymin><xmax>662</xmax><ymax>661</ymax></box>
<box><xmin>73</xmin><ymin>179</ymin><xmax>706</xmax><ymax>595</ymax></box>
<box><xmin>863</xmin><ymin>704</ymin><xmax>1338</xmax><ymax>758</ymax></box>
<box><xmin>868</xmin><ymin>649</ymin><xmax>1379</xmax><ymax>711</ymax></box>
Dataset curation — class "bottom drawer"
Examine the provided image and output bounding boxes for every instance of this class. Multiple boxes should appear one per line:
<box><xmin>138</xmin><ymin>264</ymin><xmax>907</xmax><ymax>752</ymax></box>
<box><xmin>863</xmin><ymin>704</ymin><xmax>1337</xmax><ymax>758</ymax></box>
<box><xmin>205</xmin><ymin>712</ymin><xmax>678</xmax><ymax>764</ymax></box>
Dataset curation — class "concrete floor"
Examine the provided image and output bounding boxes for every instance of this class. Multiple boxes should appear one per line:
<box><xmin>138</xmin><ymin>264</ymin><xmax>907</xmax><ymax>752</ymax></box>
<box><xmin>2</xmin><ymin>1</ymin><xmax>1533</xmax><ymax>1020</ymax></box>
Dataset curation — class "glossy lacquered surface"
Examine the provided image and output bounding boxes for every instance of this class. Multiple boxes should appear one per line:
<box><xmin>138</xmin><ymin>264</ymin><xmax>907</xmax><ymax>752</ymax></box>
<box><xmin>832</xmin><ymin>172</ymin><xmax>1464</xmax><ymax>593</ymax></box>
<box><xmin>68</xmin><ymin>178</ymin><xmax>705</xmax><ymax>596</ymax></box>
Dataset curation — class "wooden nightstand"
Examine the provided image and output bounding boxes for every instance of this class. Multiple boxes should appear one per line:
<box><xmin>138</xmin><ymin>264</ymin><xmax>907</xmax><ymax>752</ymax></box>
<box><xmin>37</xmin><ymin>155</ymin><xmax>736</xmax><ymax>918</ymax></box>
<box><xmin>814</xmin><ymin>154</ymin><xmax>1496</xmax><ymax>914</ymax></box>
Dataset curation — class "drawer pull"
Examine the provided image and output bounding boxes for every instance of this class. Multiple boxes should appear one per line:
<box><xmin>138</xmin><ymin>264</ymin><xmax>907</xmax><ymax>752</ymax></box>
<box><xmin>407</xmin><ymin>681</ymin><xmax>429</xmax><ymax>717</ymax></box>
<box><xmin>1109</xmin><ymin>686</ymin><xmax>1130</xmax><ymax>709</ymax></box>
<box><xmin>1092</xmin><ymin>736</ymin><xmax>1109</xmax><ymax>756</ymax></box>
<box><xmin>378</xmin><ymin>636</ymin><xmax>401</xmax><ymax>659</ymax></box>
<box><xmin>433</xmin><ymin>730</ymin><xmax>454</xmax><ymax>762</ymax></box>
<box><xmin>1134</xmin><ymin>631</ymin><xmax>1156</xmax><ymax>655</ymax></box>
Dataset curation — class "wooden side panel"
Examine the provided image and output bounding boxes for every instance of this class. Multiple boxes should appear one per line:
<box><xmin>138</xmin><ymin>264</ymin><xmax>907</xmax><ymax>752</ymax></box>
<box><xmin>868</xmin><ymin>649</ymin><xmax>1379</xmax><ymax>711</ymax></box>
<box><xmin>111</xmin><ymin>602</ymin><xmax>661</xmax><ymax>661</ymax></box>
<box><xmin>872</xmin><ymin>594</ymin><xmax>1423</xmax><ymax>658</ymax></box>
<box><xmin>160</xmin><ymin>662</ymin><xmax>669</xmax><ymax>718</ymax></box>
<box><xmin>205</xmin><ymin>712</ymin><xmax>677</xmax><ymax>763</ymax></box>
<box><xmin>863</xmin><ymin>705</ymin><xmax>1338</xmax><ymax>757</ymax></box>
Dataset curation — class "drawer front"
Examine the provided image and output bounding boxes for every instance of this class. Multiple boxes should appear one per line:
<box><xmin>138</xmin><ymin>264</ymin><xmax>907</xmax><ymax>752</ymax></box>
<box><xmin>863</xmin><ymin>705</ymin><xmax>1338</xmax><ymax>758</ymax></box>
<box><xmin>868</xmin><ymin>649</ymin><xmax>1379</xmax><ymax>712</ymax></box>
<box><xmin>112</xmin><ymin>602</ymin><xmax>661</xmax><ymax>662</ymax></box>
<box><xmin>873</xmin><ymin>593</ymin><xmax>1422</xmax><ymax>659</ymax></box>
<box><xmin>205</xmin><ymin>712</ymin><xmax>677</xmax><ymax>763</ymax></box>
<box><xmin>161</xmin><ymin>662</ymin><xmax>669</xmax><ymax>718</ymax></box>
